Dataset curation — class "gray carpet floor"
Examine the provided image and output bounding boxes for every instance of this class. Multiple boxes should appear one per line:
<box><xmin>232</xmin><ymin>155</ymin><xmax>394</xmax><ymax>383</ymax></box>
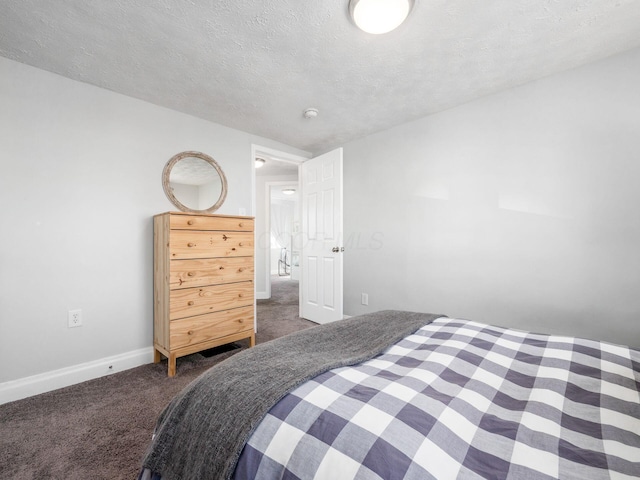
<box><xmin>0</xmin><ymin>277</ymin><xmax>314</xmax><ymax>480</ymax></box>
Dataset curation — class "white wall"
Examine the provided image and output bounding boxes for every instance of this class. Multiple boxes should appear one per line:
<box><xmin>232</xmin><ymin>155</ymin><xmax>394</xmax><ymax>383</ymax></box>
<box><xmin>343</xmin><ymin>47</ymin><xmax>640</xmax><ymax>348</ymax></box>
<box><xmin>0</xmin><ymin>57</ymin><xmax>307</xmax><ymax>389</ymax></box>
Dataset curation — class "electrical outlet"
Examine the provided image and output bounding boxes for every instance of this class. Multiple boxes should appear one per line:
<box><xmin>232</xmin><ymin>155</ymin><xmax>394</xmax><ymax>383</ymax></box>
<box><xmin>361</xmin><ymin>293</ymin><xmax>369</xmax><ymax>306</ymax></box>
<box><xmin>68</xmin><ymin>309</ymin><xmax>82</xmax><ymax>328</ymax></box>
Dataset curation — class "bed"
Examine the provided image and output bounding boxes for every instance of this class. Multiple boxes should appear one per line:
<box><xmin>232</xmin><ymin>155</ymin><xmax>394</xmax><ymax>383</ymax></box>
<box><xmin>140</xmin><ymin>310</ymin><xmax>640</xmax><ymax>479</ymax></box>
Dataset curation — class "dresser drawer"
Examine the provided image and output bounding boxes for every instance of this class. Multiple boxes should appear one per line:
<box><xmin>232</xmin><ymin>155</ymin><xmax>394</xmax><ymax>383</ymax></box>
<box><xmin>169</xmin><ymin>257</ymin><xmax>254</xmax><ymax>289</ymax></box>
<box><xmin>169</xmin><ymin>281</ymin><xmax>254</xmax><ymax>320</ymax></box>
<box><xmin>169</xmin><ymin>231</ymin><xmax>253</xmax><ymax>259</ymax></box>
<box><xmin>170</xmin><ymin>306</ymin><xmax>254</xmax><ymax>350</ymax></box>
<box><xmin>170</xmin><ymin>214</ymin><xmax>253</xmax><ymax>232</ymax></box>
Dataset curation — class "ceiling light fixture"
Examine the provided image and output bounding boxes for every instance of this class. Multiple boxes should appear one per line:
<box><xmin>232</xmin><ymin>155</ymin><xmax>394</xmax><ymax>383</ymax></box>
<box><xmin>349</xmin><ymin>0</ymin><xmax>414</xmax><ymax>34</ymax></box>
<box><xmin>282</xmin><ymin>188</ymin><xmax>296</xmax><ymax>195</ymax></box>
<box><xmin>255</xmin><ymin>157</ymin><xmax>266</xmax><ymax>168</ymax></box>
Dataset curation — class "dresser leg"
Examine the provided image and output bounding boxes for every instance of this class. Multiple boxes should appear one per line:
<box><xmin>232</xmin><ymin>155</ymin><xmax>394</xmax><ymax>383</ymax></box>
<box><xmin>249</xmin><ymin>333</ymin><xmax>256</xmax><ymax>348</ymax></box>
<box><xmin>153</xmin><ymin>349</ymin><xmax>162</xmax><ymax>364</ymax></box>
<box><xmin>168</xmin><ymin>354</ymin><xmax>177</xmax><ymax>377</ymax></box>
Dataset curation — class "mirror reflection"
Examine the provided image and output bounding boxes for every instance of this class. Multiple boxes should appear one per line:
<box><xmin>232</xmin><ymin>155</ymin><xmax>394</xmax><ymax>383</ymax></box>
<box><xmin>170</xmin><ymin>157</ymin><xmax>222</xmax><ymax>210</ymax></box>
<box><xmin>162</xmin><ymin>151</ymin><xmax>227</xmax><ymax>213</ymax></box>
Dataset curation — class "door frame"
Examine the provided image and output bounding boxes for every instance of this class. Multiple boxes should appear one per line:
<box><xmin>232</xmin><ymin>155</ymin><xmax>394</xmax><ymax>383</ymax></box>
<box><xmin>251</xmin><ymin>145</ymin><xmax>308</xmax><ymax>302</ymax></box>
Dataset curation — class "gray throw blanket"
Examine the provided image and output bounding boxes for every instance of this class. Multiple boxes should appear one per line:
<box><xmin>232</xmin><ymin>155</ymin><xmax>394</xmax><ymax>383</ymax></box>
<box><xmin>141</xmin><ymin>310</ymin><xmax>443</xmax><ymax>480</ymax></box>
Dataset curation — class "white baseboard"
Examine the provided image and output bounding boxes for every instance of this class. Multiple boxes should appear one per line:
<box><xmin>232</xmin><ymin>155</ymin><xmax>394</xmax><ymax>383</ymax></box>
<box><xmin>256</xmin><ymin>291</ymin><xmax>269</xmax><ymax>300</ymax></box>
<box><xmin>0</xmin><ymin>347</ymin><xmax>155</xmax><ymax>405</ymax></box>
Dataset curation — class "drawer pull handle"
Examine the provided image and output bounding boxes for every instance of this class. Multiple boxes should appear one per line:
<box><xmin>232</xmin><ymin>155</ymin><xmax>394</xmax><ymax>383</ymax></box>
<box><xmin>187</xmin><ymin>271</ymin><xmax>195</xmax><ymax>277</ymax></box>
<box><xmin>187</xmin><ymin>220</ymin><xmax>194</xmax><ymax>225</ymax></box>
<box><xmin>188</xmin><ymin>330</ymin><xmax>194</xmax><ymax>336</ymax></box>
<box><xmin>239</xmin><ymin>222</ymin><xmax>244</xmax><ymax>227</ymax></box>
<box><xmin>239</xmin><ymin>242</ymin><xmax>243</xmax><ymax>247</ymax></box>
<box><xmin>222</xmin><ymin>234</ymin><xmax>228</xmax><ymax>241</ymax></box>
<box><xmin>188</xmin><ymin>301</ymin><xmax>194</xmax><ymax>306</ymax></box>
<box><xmin>238</xmin><ymin>268</ymin><xmax>244</xmax><ymax>273</ymax></box>
<box><xmin>238</xmin><ymin>293</ymin><xmax>243</xmax><ymax>298</ymax></box>
<box><xmin>187</xmin><ymin>243</ymin><xmax>195</xmax><ymax>248</ymax></box>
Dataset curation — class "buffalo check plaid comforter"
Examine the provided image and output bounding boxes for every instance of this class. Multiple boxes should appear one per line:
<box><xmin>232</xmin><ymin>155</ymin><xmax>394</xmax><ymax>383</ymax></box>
<box><xmin>234</xmin><ymin>318</ymin><xmax>640</xmax><ymax>479</ymax></box>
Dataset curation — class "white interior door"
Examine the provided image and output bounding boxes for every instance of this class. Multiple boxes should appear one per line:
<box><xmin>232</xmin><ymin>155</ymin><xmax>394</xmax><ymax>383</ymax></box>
<box><xmin>300</xmin><ymin>148</ymin><xmax>343</xmax><ymax>324</ymax></box>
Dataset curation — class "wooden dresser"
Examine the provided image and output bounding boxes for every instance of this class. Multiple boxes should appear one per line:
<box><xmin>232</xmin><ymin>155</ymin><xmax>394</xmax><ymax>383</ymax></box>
<box><xmin>153</xmin><ymin>212</ymin><xmax>255</xmax><ymax>377</ymax></box>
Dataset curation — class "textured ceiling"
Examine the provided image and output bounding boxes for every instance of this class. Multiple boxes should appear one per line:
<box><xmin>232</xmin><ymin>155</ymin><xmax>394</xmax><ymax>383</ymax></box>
<box><xmin>2</xmin><ymin>1</ymin><xmax>640</xmax><ymax>153</ymax></box>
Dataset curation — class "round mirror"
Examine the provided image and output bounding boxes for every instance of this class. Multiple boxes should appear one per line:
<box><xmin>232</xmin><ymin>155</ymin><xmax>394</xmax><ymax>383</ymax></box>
<box><xmin>162</xmin><ymin>151</ymin><xmax>228</xmax><ymax>213</ymax></box>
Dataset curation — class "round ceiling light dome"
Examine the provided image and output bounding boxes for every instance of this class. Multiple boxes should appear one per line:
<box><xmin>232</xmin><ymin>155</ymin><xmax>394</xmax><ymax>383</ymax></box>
<box><xmin>349</xmin><ymin>0</ymin><xmax>415</xmax><ymax>34</ymax></box>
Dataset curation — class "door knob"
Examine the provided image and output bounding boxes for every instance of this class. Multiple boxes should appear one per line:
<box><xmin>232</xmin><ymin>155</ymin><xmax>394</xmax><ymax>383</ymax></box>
<box><xmin>332</xmin><ymin>247</ymin><xmax>339</xmax><ymax>253</ymax></box>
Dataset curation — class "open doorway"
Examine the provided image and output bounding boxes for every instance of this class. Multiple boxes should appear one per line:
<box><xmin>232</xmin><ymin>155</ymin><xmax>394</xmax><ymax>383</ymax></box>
<box><xmin>265</xmin><ymin>181</ymin><xmax>300</xmax><ymax>315</ymax></box>
<box><xmin>269</xmin><ymin>183</ymin><xmax>300</xmax><ymax>282</ymax></box>
<box><xmin>252</xmin><ymin>146</ymin><xmax>306</xmax><ymax>302</ymax></box>
<box><xmin>258</xmin><ymin>183</ymin><xmax>300</xmax><ymax>334</ymax></box>
<box><xmin>252</xmin><ymin>146</ymin><xmax>311</xmax><ymax>339</ymax></box>
<box><xmin>263</xmin><ymin>181</ymin><xmax>299</xmax><ymax>304</ymax></box>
